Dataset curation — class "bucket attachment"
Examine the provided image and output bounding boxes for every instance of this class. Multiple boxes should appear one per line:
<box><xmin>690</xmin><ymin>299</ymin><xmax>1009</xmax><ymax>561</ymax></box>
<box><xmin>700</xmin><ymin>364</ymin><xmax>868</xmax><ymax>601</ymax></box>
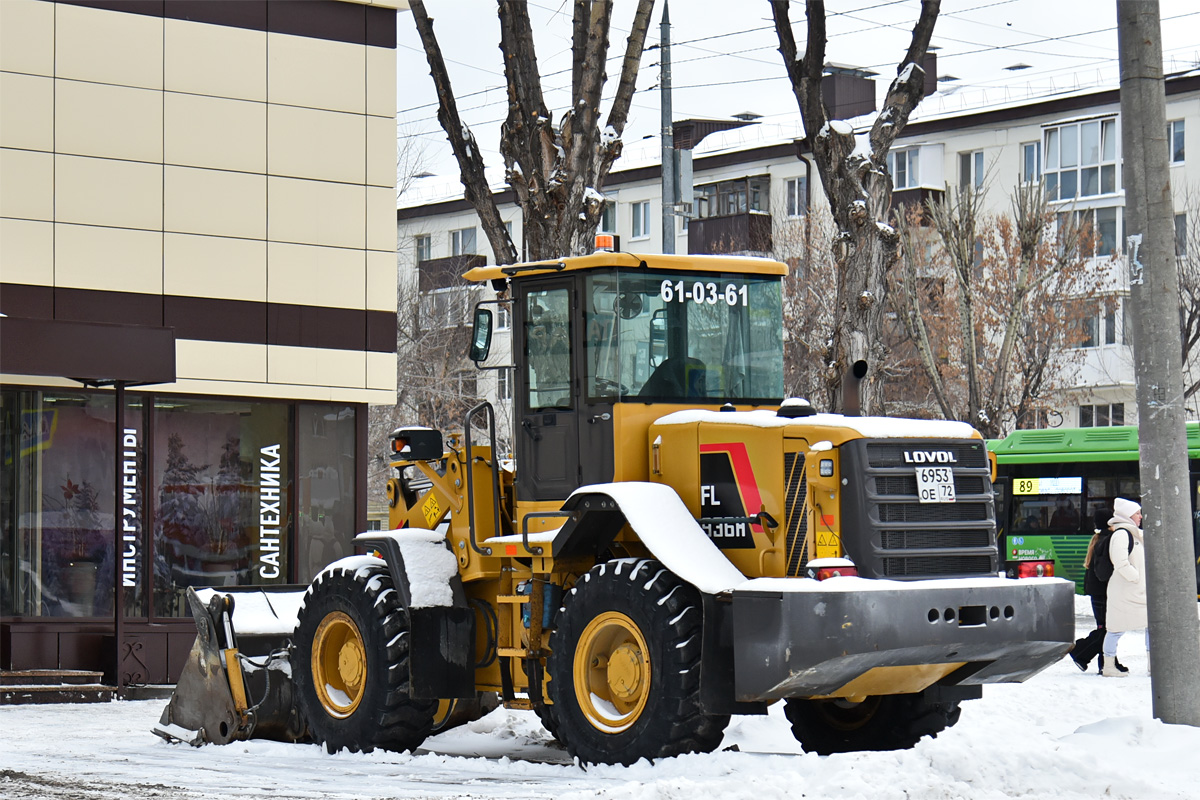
<box><xmin>153</xmin><ymin>587</ymin><xmax>306</xmax><ymax>746</ymax></box>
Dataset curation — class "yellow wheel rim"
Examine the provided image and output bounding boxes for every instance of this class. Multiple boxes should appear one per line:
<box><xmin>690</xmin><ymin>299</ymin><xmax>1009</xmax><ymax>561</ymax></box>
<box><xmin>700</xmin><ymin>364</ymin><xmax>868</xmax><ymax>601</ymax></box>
<box><xmin>432</xmin><ymin>698</ymin><xmax>456</xmax><ymax>730</ymax></box>
<box><xmin>573</xmin><ymin>611</ymin><xmax>650</xmax><ymax>733</ymax></box>
<box><xmin>312</xmin><ymin>611</ymin><xmax>367</xmax><ymax>718</ymax></box>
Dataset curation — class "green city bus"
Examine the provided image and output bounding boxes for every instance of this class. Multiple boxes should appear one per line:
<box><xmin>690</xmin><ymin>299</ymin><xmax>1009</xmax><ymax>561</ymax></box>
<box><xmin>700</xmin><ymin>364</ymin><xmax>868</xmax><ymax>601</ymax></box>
<box><xmin>988</xmin><ymin>424</ymin><xmax>1200</xmax><ymax>595</ymax></box>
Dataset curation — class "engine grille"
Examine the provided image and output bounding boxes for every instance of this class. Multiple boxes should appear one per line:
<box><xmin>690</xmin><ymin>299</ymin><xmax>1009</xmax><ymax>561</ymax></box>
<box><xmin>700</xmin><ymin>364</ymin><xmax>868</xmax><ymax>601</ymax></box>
<box><xmin>866</xmin><ymin>441</ymin><xmax>988</xmax><ymax>469</ymax></box>
<box><xmin>874</xmin><ymin>475</ymin><xmax>987</xmax><ymax>496</ymax></box>
<box><xmin>783</xmin><ymin>451</ymin><xmax>808</xmax><ymax>576</ymax></box>
<box><xmin>878</xmin><ymin>502</ymin><xmax>990</xmax><ymax>523</ymax></box>
<box><xmin>881</xmin><ymin>529</ymin><xmax>992</xmax><ymax>550</ymax></box>
<box><xmin>840</xmin><ymin>438</ymin><xmax>998</xmax><ymax>580</ymax></box>
<box><xmin>881</xmin><ymin>555</ymin><xmax>995</xmax><ymax>577</ymax></box>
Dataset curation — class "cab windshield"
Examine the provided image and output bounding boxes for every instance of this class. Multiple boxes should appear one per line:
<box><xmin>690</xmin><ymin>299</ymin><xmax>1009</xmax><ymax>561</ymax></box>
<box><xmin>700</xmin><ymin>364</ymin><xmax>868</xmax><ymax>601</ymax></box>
<box><xmin>584</xmin><ymin>269</ymin><xmax>784</xmax><ymax>403</ymax></box>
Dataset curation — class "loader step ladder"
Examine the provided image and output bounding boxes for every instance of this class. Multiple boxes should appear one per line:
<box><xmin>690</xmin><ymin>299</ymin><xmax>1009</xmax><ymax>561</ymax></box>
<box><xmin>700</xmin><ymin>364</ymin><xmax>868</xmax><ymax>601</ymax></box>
<box><xmin>0</xmin><ymin>670</ymin><xmax>115</xmax><ymax>705</ymax></box>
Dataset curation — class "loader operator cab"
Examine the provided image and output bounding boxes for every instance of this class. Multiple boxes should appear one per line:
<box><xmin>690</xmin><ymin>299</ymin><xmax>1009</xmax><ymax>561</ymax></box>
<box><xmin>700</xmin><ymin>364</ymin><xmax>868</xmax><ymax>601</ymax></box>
<box><xmin>466</xmin><ymin>253</ymin><xmax>786</xmax><ymax>502</ymax></box>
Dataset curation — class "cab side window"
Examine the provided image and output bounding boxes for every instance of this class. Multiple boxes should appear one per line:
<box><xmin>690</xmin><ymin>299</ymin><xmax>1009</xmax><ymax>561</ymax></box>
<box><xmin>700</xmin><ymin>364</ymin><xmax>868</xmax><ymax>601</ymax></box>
<box><xmin>525</xmin><ymin>288</ymin><xmax>573</xmax><ymax>410</ymax></box>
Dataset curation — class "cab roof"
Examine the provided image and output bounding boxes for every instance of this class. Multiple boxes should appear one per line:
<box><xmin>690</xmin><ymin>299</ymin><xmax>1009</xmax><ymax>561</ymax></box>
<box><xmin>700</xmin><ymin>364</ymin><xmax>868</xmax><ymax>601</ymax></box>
<box><xmin>463</xmin><ymin>251</ymin><xmax>788</xmax><ymax>283</ymax></box>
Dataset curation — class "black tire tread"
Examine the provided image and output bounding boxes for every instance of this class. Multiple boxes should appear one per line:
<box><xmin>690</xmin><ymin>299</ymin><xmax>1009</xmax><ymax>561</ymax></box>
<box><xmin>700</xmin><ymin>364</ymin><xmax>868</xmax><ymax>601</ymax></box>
<box><xmin>546</xmin><ymin>558</ymin><xmax>729</xmax><ymax>764</ymax></box>
<box><xmin>784</xmin><ymin>692</ymin><xmax>961</xmax><ymax>755</ymax></box>
<box><xmin>293</xmin><ymin>560</ymin><xmax>436</xmax><ymax>754</ymax></box>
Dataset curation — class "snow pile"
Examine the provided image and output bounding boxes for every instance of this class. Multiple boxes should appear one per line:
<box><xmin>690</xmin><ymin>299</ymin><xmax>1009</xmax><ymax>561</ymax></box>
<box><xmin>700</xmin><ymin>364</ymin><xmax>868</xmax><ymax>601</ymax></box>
<box><xmin>2</xmin><ymin>597</ymin><xmax>1198</xmax><ymax>799</ymax></box>
<box><xmin>655</xmin><ymin>408</ymin><xmax>980</xmax><ymax>439</ymax></box>
<box><xmin>193</xmin><ymin>587</ymin><xmax>303</xmax><ymax>635</ymax></box>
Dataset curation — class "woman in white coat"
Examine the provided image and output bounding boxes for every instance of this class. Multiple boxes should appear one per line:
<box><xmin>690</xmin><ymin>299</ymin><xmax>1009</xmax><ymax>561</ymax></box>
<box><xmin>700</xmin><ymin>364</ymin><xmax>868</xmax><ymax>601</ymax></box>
<box><xmin>1101</xmin><ymin>497</ymin><xmax>1148</xmax><ymax>677</ymax></box>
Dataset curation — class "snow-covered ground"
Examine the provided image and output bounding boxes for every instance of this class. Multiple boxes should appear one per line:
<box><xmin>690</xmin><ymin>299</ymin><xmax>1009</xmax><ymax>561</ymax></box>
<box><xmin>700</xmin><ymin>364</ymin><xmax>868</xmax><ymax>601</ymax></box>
<box><xmin>3</xmin><ymin>596</ymin><xmax>1199</xmax><ymax>800</ymax></box>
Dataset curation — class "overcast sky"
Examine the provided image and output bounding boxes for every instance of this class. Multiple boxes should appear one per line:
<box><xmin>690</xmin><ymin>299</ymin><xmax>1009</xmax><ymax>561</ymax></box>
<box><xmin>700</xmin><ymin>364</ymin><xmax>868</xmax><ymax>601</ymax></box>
<box><xmin>395</xmin><ymin>1</ymin><xmax>1200</xmax><ymax>190</ymax></box>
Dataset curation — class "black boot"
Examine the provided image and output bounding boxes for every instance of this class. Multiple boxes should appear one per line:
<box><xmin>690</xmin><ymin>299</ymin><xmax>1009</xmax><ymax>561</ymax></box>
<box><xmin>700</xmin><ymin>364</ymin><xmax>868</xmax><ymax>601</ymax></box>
<box><xmin>1114</xmin><ymin>657</ymin><xmax>1129</xmax><ymax>673</ymax></box>
<box><xmin>1098</xmin><ymin>654</ymin><xmax>1104</xmax><ymax>674</ymax></box>
<box><xmin>1070</xmin><ymin>643</ymin><xmax>1088</xmax><ymax>672</ymax></box>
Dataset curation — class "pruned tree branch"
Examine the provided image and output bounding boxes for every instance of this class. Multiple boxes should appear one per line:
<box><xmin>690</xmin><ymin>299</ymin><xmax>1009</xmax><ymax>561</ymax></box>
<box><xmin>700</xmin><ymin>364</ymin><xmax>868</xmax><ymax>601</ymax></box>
<box><xmin>772</xmin><ymin>0</ymin><xmax>940</xmax><ymax>413</ymax></box>
<box><xmin>410</xmin><ymin>0</ymin><xmax>518</xmax><ymax>264</ymax></box>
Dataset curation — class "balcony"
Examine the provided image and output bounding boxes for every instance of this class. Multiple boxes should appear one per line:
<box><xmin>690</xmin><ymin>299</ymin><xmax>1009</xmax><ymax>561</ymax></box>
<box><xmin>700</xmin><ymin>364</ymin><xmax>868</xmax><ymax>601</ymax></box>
<box><xmin>418</xmin><ymin>254</ymin><xmax>487</xmax><ymax>292</ymax></box>
<box><xmin>687</xmin><ymin>212</ymin><xmax>773</xmax><ymax>256</ymax></box>
<box><xmin>891</xmin><ymin>186</ymin><xmax>946</xmax><ymax>222</ymax></box>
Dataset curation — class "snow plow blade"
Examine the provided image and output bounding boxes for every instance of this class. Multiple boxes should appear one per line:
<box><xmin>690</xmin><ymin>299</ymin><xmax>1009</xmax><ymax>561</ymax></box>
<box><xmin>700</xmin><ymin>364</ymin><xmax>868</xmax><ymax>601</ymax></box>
<box><xmin>153</xmin><ymin>587</ymin><xmax>306</xmax><ymax>746</ymax></box>
<box><xmin>730</xmin><ymin>576</ymin><xmax>1075</xmax><ymax>701</ymax></box>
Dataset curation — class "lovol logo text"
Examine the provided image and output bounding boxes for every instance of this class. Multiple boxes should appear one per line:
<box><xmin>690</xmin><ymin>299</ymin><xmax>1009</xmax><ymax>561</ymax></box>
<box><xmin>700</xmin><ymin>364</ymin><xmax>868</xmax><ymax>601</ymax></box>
<box><xmin>903</xmin><ymin>450</ymin><xmax>958</xmax><ymax>464</ymax></box>
<box><xmin>259</xmin><ymin>444</ymin><xmax>282</xmax><ymax>579</ymax></box>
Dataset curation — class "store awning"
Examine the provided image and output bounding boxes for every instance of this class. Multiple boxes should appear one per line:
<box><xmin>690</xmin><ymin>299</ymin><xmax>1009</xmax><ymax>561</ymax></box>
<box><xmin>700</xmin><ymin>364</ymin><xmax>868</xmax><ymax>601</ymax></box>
<box><xmin>0</xmin><ymin>317</ymin><xmax>176</xmax><ymax>385</ymax></box>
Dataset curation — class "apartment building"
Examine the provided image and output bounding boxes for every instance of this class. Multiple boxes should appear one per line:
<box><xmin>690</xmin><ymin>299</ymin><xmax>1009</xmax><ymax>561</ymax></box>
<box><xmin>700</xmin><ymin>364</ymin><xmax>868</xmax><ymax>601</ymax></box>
<box><xmin>397</xmin><ymin>69</ymin><xmax>1200</xmax><ymax>432</ymax></box>
<box><xmin>0</xmin><ymin>0</ymin><xmax>401</xmax><ymax>687</ymax></box>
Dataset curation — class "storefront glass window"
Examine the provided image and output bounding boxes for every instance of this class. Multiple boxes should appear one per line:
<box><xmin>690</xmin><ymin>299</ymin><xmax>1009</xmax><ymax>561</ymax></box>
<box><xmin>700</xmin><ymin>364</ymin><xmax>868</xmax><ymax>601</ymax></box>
<box><xmin>297</xmin><ymin>404</ymin><xmax>357</xmax><ymax>583</ymax></box>
<box><xmin>2</xmin><ymin>391</ymin><xmax>117</xmax><ymax>618</ymax></box>
<box><xmin>152</xmin><ymin>398</ymin><xmax>290</xmax><ymax>618</ymax></box>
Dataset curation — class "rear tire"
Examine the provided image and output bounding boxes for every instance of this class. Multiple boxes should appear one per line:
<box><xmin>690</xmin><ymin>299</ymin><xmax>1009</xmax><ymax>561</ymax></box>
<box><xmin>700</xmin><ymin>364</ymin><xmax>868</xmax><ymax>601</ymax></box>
<box><xmin>546</xmin><ymin>559</ymin><xmax>729</xmax><ymax>765</ymax></box>
<box><xmin>784</xmin><ymin>693</ymin><xmax>962</xmax><ymax>755</ymax></box>
<box><xmin>293</xmin><ymin>558</ymin><xmax>436</xmax><ymax>754</ymax></box>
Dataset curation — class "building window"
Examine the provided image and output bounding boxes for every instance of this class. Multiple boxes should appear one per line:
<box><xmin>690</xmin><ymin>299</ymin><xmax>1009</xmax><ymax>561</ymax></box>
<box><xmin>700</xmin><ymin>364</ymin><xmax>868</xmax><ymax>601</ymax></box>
<box><xmin>1080</xmin><ymin>403</ymin><xmax>1125</xmax><ymax>427</ymax></box>
<box><xmin>152</xmin><ymin>396</ymin><xmax>291</xmax><ymax>616</ymax></box>
<box><xmin>296</xmin><ymin>404</ymin><xmax>356</xmax><ymax>584</ymax></box>
<box><xmin>1176</xmin><ymin>213</ymin><xmax>1188</xmax><ymax>257</ymax></box>
<box><xmin>451</xmin><ymin>227</ymin><xmax>477</xmax><ymax>256</ymax></box>
<box><xmin>496</xmin><ymin>303</ymin><xmax>511</xmax><ymax>331</ymax></box>
<box><xmin>1058</xmin><ymin>207</ymin><xmax>1119</xmax><ymax>257</ymax></box>
<box><xmin>421</xmin><ymin>286</ymin><xmax>472</xmax><ymax>329</ymax></box>
<box><xmin>415</xmin><ymin>234</ymin><xmax>431</xmax><ymax>262</ymax></box>
<box><xmin>959</xmin><ymin>150</ymin><xmax>984</xmax><ymax>190</ymax></box>
<box><xmin>631</xmin><ymin>200</ymin><xmax>651</xmax><ymax>239</ymax></box>
<box><xmin>888</xmin><ymin>147</ymin><xmax>920</xmax><ymax>189</ymax></box>
<box><xmin>600</xmin><ymin>202</ymin><xmax>616</xmax><ymax>234</ymax></box>
<box><xmin>692</xmin><ymin>176</ymin><xmax>770</xmax><ymax>219</ymax></box>
<box><xmin>786</xmin><ymin>177</ymin><xmax>807</xmax><ymax>218</ymax></box>
<box><xmin>497</xmin><ymin>368</ymin><xmax>512</xmax><ymax>401</ymax></box>
<box><xmin>1168</xmin><ymin>119</ymin><xmax>1185</xmax><ymax>164</ymax></box>
<box><xmin>1021</xmin><ymin>141</ymin><xmax>1041</xmax><ymax>183</ymax></box>
<box><xmin>1044</xmin><ymin>118</ymin><xmax>1118</xmax><ymax>201</ymax></box>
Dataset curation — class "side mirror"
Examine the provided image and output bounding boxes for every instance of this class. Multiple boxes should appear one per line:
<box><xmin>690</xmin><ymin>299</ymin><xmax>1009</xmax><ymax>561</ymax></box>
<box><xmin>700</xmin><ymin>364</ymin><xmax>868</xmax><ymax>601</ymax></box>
<box><xmin>469</xmin><ymin>307</ymin><xmax>493</xmax><ymax>362</ymax></box>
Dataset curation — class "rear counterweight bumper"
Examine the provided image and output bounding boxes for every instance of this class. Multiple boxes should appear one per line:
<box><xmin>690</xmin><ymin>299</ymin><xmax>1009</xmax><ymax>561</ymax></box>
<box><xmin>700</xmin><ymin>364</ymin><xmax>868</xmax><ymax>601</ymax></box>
<box><xmin>730</xmin><ymin>576</ymin><xmax>1074</xmax><ymax>701</ymax></box>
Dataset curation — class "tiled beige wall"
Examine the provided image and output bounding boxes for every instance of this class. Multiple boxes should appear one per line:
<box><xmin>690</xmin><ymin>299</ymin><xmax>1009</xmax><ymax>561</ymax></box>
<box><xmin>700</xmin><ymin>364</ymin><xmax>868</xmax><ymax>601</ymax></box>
<box><xmin>0</xmin><ymin>0</ymin><xmax>398</xmax><ymax>402</ymax></box>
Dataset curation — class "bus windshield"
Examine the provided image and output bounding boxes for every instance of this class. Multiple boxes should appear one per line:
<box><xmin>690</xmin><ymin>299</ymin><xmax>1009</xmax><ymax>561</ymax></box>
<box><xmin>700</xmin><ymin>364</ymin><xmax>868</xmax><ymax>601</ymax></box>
<box><xmin>583</xmin><ymin>269</ymin><xmax>784</xmax><ymax>404</ymax></box>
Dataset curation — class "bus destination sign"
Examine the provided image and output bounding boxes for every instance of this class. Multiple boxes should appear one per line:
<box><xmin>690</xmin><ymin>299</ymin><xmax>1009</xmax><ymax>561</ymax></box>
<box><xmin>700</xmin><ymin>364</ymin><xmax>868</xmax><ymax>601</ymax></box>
<box><xmin>1013</xmin><ymin>476</ymin><xmax>1083</xmax><ymax>495</ymax></box>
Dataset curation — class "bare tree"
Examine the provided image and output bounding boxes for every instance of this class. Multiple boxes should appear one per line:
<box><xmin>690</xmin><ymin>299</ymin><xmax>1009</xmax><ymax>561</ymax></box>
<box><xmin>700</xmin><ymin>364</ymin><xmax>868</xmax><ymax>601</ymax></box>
<box><xmin>771</xmin><ymin>0</ymin><xmax>939</xmax><ymax>413</ymax></box>
<box><xmin>1175</xmin><ymin>186</ymin><xmax>1200</xmax><ymax>402</ymax></box>
<box><xmin>771</xmin><ymin>205</ymin><xmax>838</xmax><ymax>408</ymax></box>
<box><xmin>888</xmin><ymin>183</ymin><xmax>1109</xmax><ymax>437</ymax></box>
<box><xmin>410</xmin><ymin>0</ymin><xmax>655</xmax><ymax>262</ymax></box>
<box><xmin>367</xmin><ymin>274</ymin><xmax>485</xmax><ymax>502</ymax></box>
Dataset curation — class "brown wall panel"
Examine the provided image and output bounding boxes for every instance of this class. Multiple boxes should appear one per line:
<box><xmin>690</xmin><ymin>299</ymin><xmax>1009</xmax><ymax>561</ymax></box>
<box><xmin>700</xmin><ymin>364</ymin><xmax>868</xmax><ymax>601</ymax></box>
<box><xmin>164</xmin><ymin>0</ymin><xmax>267</xmax><ymax>30</ymax></box>
<box><xmin>165</xmin><ymin>295</ymin><xmax>267</xmax><ymax>345</ymax></box>
<box><xmin>55</xmin><ymin>287</ymin><xmax>163</xmax><ymax>327</ymax></box>
<box><xmin>7</xmin><ymin>631</ymin><xmax>59</xmax><ymax>670</ymax></box>
<box><xmin>56</xmin><ymin>0</ymin><xmax>394</xmax><ymax>47</ymax></box>
<box><xmin>58</xmin><ymin>632</ymin><xmax>109</xmax><ymax>673</ymax></box>
<box><xmin>366</xmin><ymin>309</ymin><xmax>396</xmax><ymax>353</ymax></box>
<box><xmin>268</xmin><ymin>303</ymin><xmax>365</xmax><ymax>351</ymax></box>
<box><xmin>0</xmin><ymin>283</ymin><xmax>54</xmax><ymax>319</ymax></box>
<box><xmin>120</xmin><ymin>633</ymin><xmax>168</xmax><ymax>685</ymax></box>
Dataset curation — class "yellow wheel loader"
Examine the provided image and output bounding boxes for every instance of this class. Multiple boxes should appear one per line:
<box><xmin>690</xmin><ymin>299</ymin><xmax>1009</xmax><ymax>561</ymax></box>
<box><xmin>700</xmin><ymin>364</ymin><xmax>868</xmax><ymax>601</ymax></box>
<box><xmin>155</xmin><ymin>250</ymin><xmax>1074</xmax><ymax>764</ymax></box>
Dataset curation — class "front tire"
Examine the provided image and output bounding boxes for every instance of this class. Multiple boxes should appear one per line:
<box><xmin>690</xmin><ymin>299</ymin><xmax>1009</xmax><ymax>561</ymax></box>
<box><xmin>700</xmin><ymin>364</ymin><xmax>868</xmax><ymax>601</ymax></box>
<box><xmin>293</xmin><ymin>558</ymin><xmax>436</xmax><ymax>753</ymax></box>
<box><xmin>784</xmin><ymin>693</ymin><xmax>962</xmax><ymax>755</ymax></box>
<box><xmin>546</xmin><ymin>559</ymin><xmax>729</xmax><ymax>765</ymax></box>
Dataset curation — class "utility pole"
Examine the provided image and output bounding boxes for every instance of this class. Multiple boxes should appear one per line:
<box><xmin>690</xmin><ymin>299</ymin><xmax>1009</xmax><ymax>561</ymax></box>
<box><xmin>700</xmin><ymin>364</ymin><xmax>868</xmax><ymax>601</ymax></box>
<box><xmin>1116</xmin><ymin>0</ymin><xmax>1200</xmax><ymax>726</ymax></box>
<box><xmin>659</xmin><ymin>0</ymin><xmax>674</xmax><ymax>254</ymax></box>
